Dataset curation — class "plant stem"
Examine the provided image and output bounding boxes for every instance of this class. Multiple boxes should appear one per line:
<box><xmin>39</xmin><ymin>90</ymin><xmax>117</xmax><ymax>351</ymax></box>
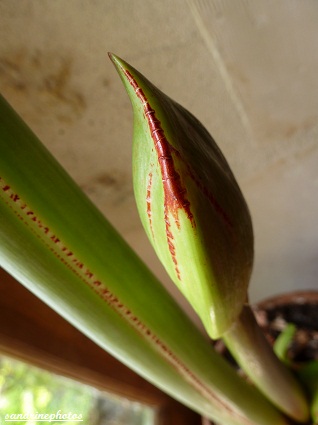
<box><xmin>223</xmin><ymin>305</ymin><xmax>309</xmax><ymax>423</ymax></box>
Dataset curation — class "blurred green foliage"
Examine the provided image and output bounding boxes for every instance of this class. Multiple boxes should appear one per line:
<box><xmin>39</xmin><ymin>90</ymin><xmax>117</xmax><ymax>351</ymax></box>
<box><xmin>0</xmin><ymin>355</ymin><xmax>154</xmax><ymax>425</ymax></box>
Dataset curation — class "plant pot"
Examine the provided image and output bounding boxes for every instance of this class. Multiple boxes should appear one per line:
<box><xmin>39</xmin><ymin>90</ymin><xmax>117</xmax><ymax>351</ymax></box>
<box><xmin>202</xmin><ymin>291</ymin><xmax>318</xmax><ymax>425</ymax></box>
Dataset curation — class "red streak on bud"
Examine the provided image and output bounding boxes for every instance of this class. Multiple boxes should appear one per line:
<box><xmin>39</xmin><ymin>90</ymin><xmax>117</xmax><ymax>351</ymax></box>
<box><xmin>124</xmin><ymin>70</ymin><xmax>195</xmax><ymax>281</ymax></box>
<box><xmin>146</xmin><ymin>172</ymin><xmax>154</xmax><ymax>237</ymax></box>
<box><xmin>187</xmin><ymin>168</ymin><xmax>233</xmax><ymax>229</ymax></box>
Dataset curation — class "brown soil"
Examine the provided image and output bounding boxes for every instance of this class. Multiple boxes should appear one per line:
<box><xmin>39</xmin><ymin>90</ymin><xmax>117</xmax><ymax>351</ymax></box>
<box><xmin>254</xmin><ymin>291</ymin><xmax>318</xmax><ymax>364</ymax></box>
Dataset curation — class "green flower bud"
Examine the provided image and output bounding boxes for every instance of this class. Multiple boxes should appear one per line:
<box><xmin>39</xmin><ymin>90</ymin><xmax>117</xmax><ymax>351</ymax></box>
<box><xmin>110</xmin><ymin>54</ymin><xmax>253</xmax><ymax>339</ymax></box>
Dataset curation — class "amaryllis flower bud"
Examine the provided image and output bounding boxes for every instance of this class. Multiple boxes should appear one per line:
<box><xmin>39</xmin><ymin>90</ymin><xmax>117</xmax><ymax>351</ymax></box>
<box><xmin>110</xmin><ymin>54</ymin><xmax>253</xmax><ymax>339</ymax></box>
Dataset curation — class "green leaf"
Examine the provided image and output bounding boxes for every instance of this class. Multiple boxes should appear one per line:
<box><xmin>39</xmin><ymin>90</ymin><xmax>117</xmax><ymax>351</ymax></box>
<box><xmin>109</xmin><ymin>53</ymin><xmax>253</xmax><ymax>339</ymax></box>
<box><xmin>297</xmin><ymin>361</ymin><xmax>318</xmax><ymax>424</ymax></box>
<box><xmin>273</xmin><ymin>323</ymin><xmax>296</xmax><ymax>365</ymax></box>
<box><xmin>0</xmin><ymin>94</ymin><xmax>289</xmax><ymax>425</ymax></box>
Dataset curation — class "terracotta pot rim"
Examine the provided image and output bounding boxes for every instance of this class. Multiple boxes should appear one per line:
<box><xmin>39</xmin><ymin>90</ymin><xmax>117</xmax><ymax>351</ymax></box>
<box><xmin>255</xmin><ymin>290</ymin><xmax>318</xmax><ymax>311</ymax></box>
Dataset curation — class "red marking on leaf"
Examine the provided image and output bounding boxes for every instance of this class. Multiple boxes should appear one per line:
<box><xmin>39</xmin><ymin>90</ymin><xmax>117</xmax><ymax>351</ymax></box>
<box><xmin>0</xmin><ymin>170</ymin><xmax>243</xmax><ymax>416</ymax></box>
<box><xmin>10</xmin><ymin>193</ymin><xmax>20</xmax><ymax>202</ymax></box>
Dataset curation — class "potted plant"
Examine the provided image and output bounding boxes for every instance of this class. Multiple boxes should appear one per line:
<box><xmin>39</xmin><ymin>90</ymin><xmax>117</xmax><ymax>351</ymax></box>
<box><xmin>0</xmin><ymin>54</ymin><xmax>317</xmax><ymax>425</ymax></box>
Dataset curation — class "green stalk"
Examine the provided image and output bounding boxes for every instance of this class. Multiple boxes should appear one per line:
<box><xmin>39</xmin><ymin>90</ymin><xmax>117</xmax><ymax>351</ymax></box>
<box><xmin>0</xmin><ymin>94</ymin><xmax>291</xmax><ymax>425</ymax></box>
<box><xmin>223</xmin><ymin>305</ymin><xmax>309</xmax><ymax>422</ymax></box>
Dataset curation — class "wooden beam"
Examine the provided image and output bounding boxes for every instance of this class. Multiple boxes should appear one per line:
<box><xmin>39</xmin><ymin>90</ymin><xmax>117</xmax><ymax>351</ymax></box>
<box><xmin>0</xmin><ymin>267</ymin><xmax>201</xmax><ymax>425</ymax></box>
